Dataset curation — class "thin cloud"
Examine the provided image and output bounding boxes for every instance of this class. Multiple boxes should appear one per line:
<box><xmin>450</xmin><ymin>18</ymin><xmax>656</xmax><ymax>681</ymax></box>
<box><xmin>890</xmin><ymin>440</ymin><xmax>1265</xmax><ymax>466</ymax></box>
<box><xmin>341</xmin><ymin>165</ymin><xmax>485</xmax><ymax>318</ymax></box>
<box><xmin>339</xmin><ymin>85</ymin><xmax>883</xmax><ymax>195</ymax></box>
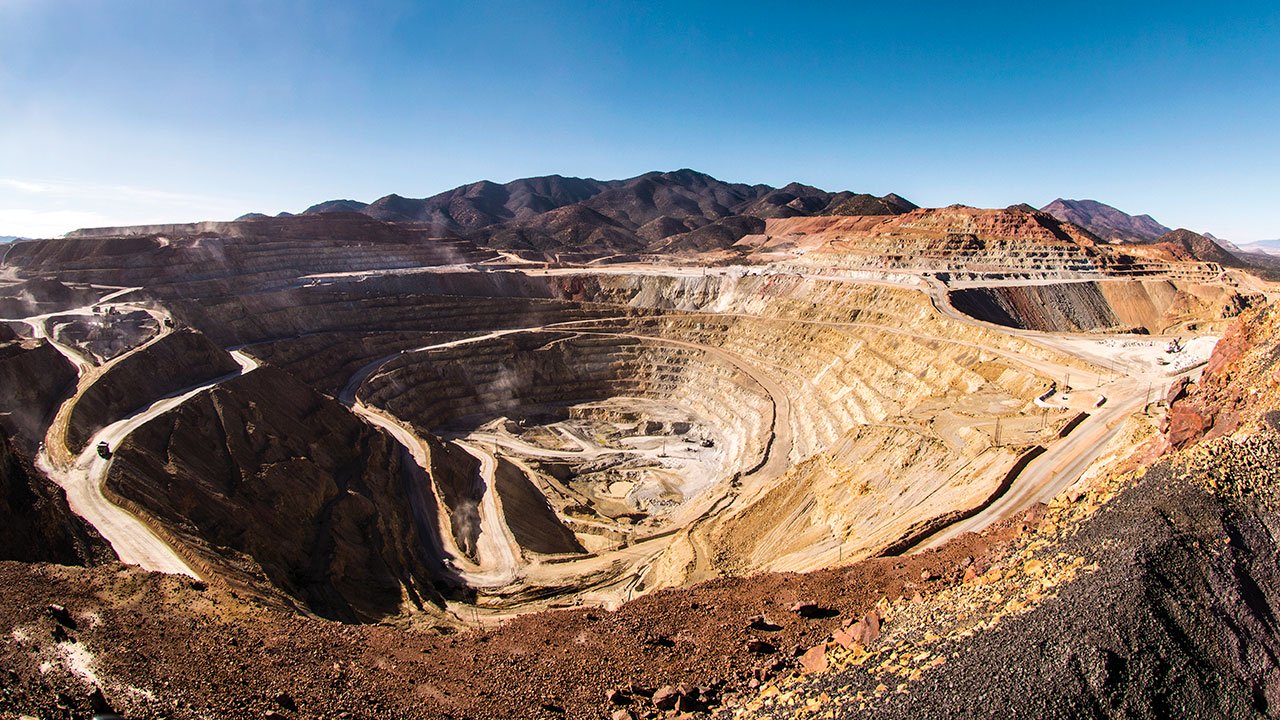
<box><xmin>0</xmin><ymin>177</ymin><xmax>244</xmax><ymax>211</ymax></box>
<box><xmin>0</xmin><ymin>208</ymin><xmax>114</xmax><ymax>238</ymax></box>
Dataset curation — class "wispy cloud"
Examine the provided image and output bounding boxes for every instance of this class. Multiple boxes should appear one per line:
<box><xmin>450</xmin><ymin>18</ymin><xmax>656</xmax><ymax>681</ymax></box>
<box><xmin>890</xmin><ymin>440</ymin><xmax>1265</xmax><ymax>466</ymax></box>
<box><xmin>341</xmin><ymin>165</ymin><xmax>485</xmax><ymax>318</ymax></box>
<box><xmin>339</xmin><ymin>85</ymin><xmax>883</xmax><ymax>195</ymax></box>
<box><xmin>0</xmin><ymin>208</ymin><xmax>114</xmax><ymax>238</ymax></box>
<box><xmin>0</xmin><ymin>177</ymin><xmax>242</xmax><ymax>210</ymax></box>
<box><xmin>0</xmin><ymin>176</ymin><xmax>251</xmax><ymax>237</ymax></box>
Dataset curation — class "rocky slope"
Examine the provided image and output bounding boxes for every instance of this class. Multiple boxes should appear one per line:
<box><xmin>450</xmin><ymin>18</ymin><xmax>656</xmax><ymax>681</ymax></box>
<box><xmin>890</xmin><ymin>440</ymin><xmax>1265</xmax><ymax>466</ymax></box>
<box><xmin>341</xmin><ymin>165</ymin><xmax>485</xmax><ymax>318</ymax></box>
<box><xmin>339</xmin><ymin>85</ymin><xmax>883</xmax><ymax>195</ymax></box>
<box><xmin>2</xmin><ymin>213</ymin><xmax>494</xmax><ymax>287</ymax></box>
<box><xmin>0</xmin><ymin>432</ymin><xmax>115</xmax><ymax>566</ymax></box>
<box><xmin>950</xmin><ymin>279</ymin><xmax>1251</xmax><ymax>334</ymax></box>
<box><xmin>0</xmin><ymin>278</ymin><xmax>101</xmax><ymax>318</ymax></box>
<box><xmin>104</xmin><ymin>367</ymin><xmax>467</xmax><ymax>621</ymax></box>
<box><xmin>1041</xmin><ymin>198</ymin><xmax>1171</xmax><ymax>243</ymax></box>
<box><xmin>5</xmin><ymin>299</ymin><xmax>1279</xmax><ymax>719</ymax></box>
<box><xmin>1150</xmin><ymin>228</ymin><xmax>1246</xmax><ymax>267</ymax></box>
<box><xmin>737</xmin><ymin>301</ymin><xmax>1280</xmax><ymax>719</ymax></box>
<box><xmin>301</xmin><ymin>170</ymin><xmax>915</xmax><ymax>257</ymax></box>
<box><xmin>0</xmin><ymin>330</ymin><xmax>77</xmax><ymax>450</ymax></box>
<box><xmin>65</xmin><ymin>328</ymin><xmax>241</xmax><ymax>452</ymax></box>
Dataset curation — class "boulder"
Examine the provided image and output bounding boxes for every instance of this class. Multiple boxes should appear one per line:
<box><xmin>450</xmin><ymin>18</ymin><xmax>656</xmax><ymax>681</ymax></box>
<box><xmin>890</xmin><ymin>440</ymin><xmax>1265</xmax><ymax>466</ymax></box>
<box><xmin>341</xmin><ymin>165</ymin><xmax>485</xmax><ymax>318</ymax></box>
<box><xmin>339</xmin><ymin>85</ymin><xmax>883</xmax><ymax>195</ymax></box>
<box><xmin>799</xmin><ymin>645</ymin><xmax>828</xmax><ymax>673</ymax></box>
<box><xmin>652</xmin><ymin>686</ymin><xmax>679</xmax><ymax>710</ymax></box>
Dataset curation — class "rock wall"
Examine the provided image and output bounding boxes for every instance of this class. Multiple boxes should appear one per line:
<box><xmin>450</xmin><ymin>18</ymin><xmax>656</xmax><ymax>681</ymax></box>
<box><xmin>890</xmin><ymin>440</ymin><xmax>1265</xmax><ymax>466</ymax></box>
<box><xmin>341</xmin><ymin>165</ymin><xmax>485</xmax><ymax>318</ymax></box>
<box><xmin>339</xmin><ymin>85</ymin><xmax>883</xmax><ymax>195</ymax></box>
<box><xmin>493</xmin><ymin>457</ymin><xmax>584</xmax><ymax>555</ymax></box>
<box><xmin>950</xmin><ymin>279</ymin><xmax>1244</xmax><ymax>333</ymax></box>
<box><xmin>105</xmin><ymin>367</ymin><xmax>466</xmax><ymax>621</ymax></box>
<box><xmin>0</xmin><ymin>432</ymin><xmax>115</xmax><ymax>565</ymax></box>
<box><xmin>66</xmin><ymin>329</ymin><xmax>241</xmax><ymax>452</ymax></box>
<box><xmin>360</xmin><ymin>332</ymin><xmax>772</xmax><ymax>478</ymax></box>
<box><xmin>2</xmin><ymin>215</ymin><xmax>493</xmax><ymax>286</ymax></box>
<box><xmin>1167</xmin><ymin>303</ymin><xmax>1280</xmax><ymax>448</ymax></box>
<box><xmin>0</xmin><ymin>337</ymin><xmax>77</xmax><ymax>451</ymax></box>
<box><xmin>164</xmin><ymin>285</ymin><xmax>622</xmax><ymax>348</ymax></box>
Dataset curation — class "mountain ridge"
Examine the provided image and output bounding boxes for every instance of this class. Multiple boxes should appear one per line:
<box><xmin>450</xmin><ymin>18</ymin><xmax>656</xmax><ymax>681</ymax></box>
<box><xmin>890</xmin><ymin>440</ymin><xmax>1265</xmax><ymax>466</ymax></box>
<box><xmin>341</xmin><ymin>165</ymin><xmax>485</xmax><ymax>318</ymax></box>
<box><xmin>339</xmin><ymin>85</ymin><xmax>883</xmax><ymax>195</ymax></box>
<box><xmin>1040</xmin><ymin>198</ymin><xmax>1171</xmax><ymax>243</ymax></box>
<box><xmin>299</xmin><ymin>169</ymin><xmax>917</xmax><ymax>255</ymax></box>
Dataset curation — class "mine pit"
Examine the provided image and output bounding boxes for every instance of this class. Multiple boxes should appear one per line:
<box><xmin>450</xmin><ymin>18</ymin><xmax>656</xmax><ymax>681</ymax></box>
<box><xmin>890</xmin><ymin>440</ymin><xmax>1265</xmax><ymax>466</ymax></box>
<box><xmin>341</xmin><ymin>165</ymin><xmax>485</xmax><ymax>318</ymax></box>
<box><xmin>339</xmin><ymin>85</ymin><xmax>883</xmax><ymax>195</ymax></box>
<box><xmin>0</xmin><ymin>205</ymin><xmax>1257</xmax><ymax>632</ymax></box>
<box><xmin>450</xmin><ymin>397</ymin><xmax>727</xmax><ymax>538</ymax></box>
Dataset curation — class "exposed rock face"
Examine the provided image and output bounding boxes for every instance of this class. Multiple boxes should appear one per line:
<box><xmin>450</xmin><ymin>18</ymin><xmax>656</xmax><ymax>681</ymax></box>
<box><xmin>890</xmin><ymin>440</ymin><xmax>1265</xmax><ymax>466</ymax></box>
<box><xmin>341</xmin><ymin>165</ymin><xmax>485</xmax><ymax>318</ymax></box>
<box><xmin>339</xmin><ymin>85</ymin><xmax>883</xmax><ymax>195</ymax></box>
<box><xmin>748</xmin><ymin>205</ymin><xmax>1115</xmax><ymax>274</ymax></box>
<box><xmin>0</xmin><ymin>335</ymin><xmax>77</xmax><ymax>450</ymax></box>
<box><xmin>105</xmin><ymin>367</ymin><xmax>462</xmax><ymax>621</ymax></box>
<box><xmin>493</xmin><ymin>457</ymin><xmax>584</xmax><ymax>555</ymax></box>
<box><xmin>1151</xmin><ymin>228</ymin><xmax>1245</xmax><ymax>267</ymax></box>
<box><xmin>949</xmin><ymin>279</ymin><xmax>1246</xmax><ymax>334</ymax></box>
<box><xmin>1040</xmin><ymin>198</ymin><xmax>1170</xmax><ymax>243</ymax></box>
<box><xmin>0</xmin><ymin>278</ymin><xmax>101</xmax><ymax>317</ymax></box>
<box><xmin>4</xmin><ymin>214</ymin><xmax>494</xmax><ymax>286</ymax></box>
<box><xmin>1168</xmin><ymin>303</ymin><xmax>1280</xmax><ymax>448</ymax></box>
<box><xmin>748</xmin><ymin>299</ymin><xmax>1280</xmax><ymax>719</ymax></box>
<box><xmin>294</xmin><ymin>170</ymin><xmax>914</xmax><ymax>257</ymax></box>
<box><xmin>66</xmin><ymin>328</ymin><xmax>241</xmax><ymax>451</ymax></box>
<box><xmin>754</xmin><ymin>433</ymin><xmax>1280</xmax><ymax>718</ymax></box>
<box><xmin>951</xmin><ymin>282</ymin><xmax>1125</xmax><ymax>332</ymax></box>
<box><xmin>0</xmin><ymin>432</ymin><xmax>114</xmax><ymax>565</ymax></box>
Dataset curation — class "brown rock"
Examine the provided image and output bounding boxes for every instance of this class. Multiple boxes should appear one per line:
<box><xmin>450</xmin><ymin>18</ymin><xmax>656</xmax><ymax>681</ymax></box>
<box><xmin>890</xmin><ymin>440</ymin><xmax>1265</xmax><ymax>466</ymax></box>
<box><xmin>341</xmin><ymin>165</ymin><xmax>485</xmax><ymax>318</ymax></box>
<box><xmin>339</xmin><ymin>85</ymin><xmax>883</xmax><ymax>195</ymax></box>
<box><xmin>1166</xmin><ymin>376</ymin><xmax>1191</xmax><ymax>405</ymax></box>
<box><xmin>844</xmin><ymin>610</ymin><xmax>881</xmax><ymax>644</ymax></box>
<box><xmin>799</xmin><ymin>645</ymin><xmax>828</xmax><ymax>673</ymax></box>
<box><xmin>746</xmin><ymin>639</ymin><xmax>776</xmax><ymax>654</ymax></box>
<box><xmin>748</xmin><ymin>614</ymin><xmax>781</xmax><ymax>631</ymax></box>
<box><xmin>46</xmin><ymin>604</ymin><xmax>76</xmax><ymax>629</ymax></box>
<box><xmin>832</xmin><ymin>628</ymin><xmax>858</xmax><ymax>649</ymax></box>
<box><xmin>652</xmin><ymin>686</ymin><xmax>679</xmax><ymax>710</ymax></box>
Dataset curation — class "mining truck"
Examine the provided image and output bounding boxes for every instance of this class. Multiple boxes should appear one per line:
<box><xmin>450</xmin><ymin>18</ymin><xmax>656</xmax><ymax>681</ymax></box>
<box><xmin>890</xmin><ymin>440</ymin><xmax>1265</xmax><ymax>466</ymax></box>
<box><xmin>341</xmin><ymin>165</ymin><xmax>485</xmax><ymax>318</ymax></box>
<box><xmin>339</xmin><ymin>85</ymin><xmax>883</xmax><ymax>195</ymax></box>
<box><xmin>96</xmin><ymin>441</ymin><xmax>111</xmax><ymax>459</ymax></box>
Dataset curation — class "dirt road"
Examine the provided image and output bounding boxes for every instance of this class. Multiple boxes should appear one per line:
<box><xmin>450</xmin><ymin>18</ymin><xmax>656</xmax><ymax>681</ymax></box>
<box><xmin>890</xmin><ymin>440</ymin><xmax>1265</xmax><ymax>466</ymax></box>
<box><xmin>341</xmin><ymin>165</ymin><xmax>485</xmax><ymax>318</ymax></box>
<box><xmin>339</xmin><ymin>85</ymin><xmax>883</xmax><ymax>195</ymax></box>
<box><xmin>36</xmin><ymin>349</ymin><xmax>258</xmax><ymax>577</ymax></box>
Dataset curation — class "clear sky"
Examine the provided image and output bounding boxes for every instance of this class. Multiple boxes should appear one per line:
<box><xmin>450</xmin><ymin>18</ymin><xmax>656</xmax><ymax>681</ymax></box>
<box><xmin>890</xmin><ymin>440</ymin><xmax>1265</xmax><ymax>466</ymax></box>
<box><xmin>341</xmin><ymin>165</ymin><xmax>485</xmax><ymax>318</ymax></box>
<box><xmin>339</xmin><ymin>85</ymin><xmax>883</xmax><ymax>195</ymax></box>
<box><xmin>1</xmin><ymin>0</ymin><xmax>1278</xmax><ymax>240</ymax></box>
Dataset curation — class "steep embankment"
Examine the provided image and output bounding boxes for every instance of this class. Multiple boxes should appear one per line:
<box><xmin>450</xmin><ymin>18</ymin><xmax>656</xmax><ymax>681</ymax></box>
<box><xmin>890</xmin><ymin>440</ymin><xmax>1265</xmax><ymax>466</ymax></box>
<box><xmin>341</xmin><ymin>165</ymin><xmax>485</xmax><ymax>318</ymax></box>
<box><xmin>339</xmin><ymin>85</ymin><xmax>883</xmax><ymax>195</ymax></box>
<box><xmin>1167</xmin><ymin>302</ymin><xmax>1280</xmax><ymax>448</ymax></box>
<box><xmin>0</xmin><ymin>330</ymin><xmax>77</xmax><ymax>450</ymax></box>
<box><xmin>739</xmin><ymin>301</ymin><xmax>1280</xmax><ymax>719</ymax></box>
<box><xmin>0</xmin><ymin>433</ymin><xmax>115</xmax><ymax>566</ymax></box>
<box><xmin>950</xmin><ymin>279</ymin><xmax>1249</xmax><ymax>333</ymax></box>
<box><xmin>2</xmin><ymin>214</ymin><xmax>493</xmax><ymax>287</ymax></box>
<box><xmin>65</xmin><ymin>328</ymin><xmax>240</xmax><ymax>452</ymax></box>
<box><xmin>104</xmin><ymin>367</ymin><xmax>467</xmax><ymax>621</ymax></box>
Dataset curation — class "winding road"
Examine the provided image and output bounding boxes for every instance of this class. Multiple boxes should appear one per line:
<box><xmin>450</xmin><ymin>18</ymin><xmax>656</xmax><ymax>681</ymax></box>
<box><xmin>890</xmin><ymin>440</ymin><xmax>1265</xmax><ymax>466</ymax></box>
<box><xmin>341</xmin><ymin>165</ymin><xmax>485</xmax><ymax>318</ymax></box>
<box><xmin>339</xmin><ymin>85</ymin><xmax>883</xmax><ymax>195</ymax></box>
<box><xmin>17</xmin><ymin>286</ymin><xmax>260</xmax><ymax>578</ymax></box>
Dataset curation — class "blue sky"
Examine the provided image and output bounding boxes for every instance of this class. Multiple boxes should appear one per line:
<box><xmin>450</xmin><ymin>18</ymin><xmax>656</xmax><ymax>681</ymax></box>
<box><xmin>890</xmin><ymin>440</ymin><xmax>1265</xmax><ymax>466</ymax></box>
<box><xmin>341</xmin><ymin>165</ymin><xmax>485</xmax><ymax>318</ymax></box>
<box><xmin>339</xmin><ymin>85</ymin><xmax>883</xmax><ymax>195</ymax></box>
<box><xmin>1</xmin><ymin>1</ymin><xmax>1277</xmax><ymax>239</ymax></box>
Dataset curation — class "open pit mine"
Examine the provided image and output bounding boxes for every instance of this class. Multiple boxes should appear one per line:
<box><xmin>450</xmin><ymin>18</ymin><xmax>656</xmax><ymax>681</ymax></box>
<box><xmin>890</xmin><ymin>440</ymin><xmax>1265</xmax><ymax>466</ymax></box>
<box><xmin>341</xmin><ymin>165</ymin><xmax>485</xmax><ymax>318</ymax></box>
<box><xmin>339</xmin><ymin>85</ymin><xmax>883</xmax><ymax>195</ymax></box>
<box><xmin>2</xmin><ymin>171</ymin><xmax>1279</xmax><ymax>719</ymax></box>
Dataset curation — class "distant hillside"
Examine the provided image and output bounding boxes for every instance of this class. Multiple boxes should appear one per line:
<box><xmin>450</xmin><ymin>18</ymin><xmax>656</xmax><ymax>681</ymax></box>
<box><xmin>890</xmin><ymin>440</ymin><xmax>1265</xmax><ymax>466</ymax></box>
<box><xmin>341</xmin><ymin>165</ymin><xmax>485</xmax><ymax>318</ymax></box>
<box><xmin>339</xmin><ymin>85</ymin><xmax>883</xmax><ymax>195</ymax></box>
<box><xmin>1041</xmin><ymin>198</ymin><xmax>1170</xmax><ymax>243</ymax></box>
<box><xmin>304</xmin><ymin>199</ymin><xmax>369</xmax><ymax>215</ymax></box>
<box><xmin>0</xmin><ymin>236</ymin><xmax>23</xmax><ymax>244</ymax></box>
<box><xmin>301</xmin><ymin>169</ymin><xmax>914</xmax><ymax>256</ymax></box>
<box><xmin>1238</xmin><ymin>239</ymin><xmax>1280</xmax><ymax>256</ymax></box>
<box><xmin>1152</xmin><ymin>228</ymin><xmax>1244</xmax><ymax>267</ymax></box>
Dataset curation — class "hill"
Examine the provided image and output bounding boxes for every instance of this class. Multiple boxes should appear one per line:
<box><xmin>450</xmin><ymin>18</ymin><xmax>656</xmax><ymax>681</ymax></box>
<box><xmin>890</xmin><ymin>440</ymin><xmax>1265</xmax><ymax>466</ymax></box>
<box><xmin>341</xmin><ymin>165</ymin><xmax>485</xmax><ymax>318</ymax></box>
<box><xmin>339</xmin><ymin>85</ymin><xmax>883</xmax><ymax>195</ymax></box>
<box><xmin>1041</xmin><ymin>198</ymin><xmax>1170</xmax><ymax>242</ymax></box>
<box><xmin>1151</xmin><ymin>228</ymin><xmax>1245</xmax><ymax>266</ymax></box>
<box><xmin>303</xmin><ymin>169</ymin><xmax>915</xmax><ymax>256</ymax></box>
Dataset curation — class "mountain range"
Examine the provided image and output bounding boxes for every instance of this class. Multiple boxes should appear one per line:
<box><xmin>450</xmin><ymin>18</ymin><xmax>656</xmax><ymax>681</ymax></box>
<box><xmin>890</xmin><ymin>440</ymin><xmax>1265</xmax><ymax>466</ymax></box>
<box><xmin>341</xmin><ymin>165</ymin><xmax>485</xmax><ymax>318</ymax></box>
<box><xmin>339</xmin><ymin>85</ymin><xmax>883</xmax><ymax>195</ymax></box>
<box><xmin>233</xmin><ymin>172</ymin><xmax>1280</xmax><ymax>273</ymax></box>
<box><xmin>294</xmin><ymin>169</ymin><xmax>917</xmax><ymax>255</ymax></box>
<box><xmin>1039</xmin><ymin>198</ymin><xmax>1171</xmax><ymax>243</ymax></box>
